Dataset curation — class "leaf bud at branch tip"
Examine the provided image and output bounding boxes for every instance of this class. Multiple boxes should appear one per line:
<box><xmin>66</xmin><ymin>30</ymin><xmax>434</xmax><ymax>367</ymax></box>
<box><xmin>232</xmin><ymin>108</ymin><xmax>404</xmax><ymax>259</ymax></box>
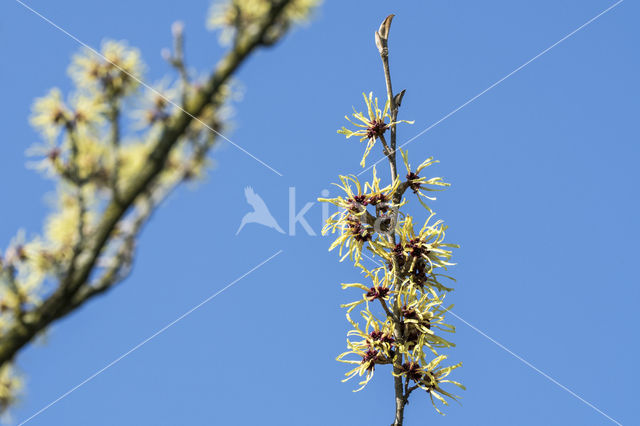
<box><xmin>160</xmin><ymin>48</ymin><xmax>172</xmax><ymax>62</ymax></box>
<box><xmin>378</xmin><ymin>14</ymin><xmax>394</xmax><ymax>41</ymax></box>
<box><xmin>171</xmin><ymin>21</ymin><xmax>184</xmax><ymax>38</ymax></box>
<box><xmin>375</xmin><ymin>14</ymin><xmax>394</xmax><ymax>56</ymax></box>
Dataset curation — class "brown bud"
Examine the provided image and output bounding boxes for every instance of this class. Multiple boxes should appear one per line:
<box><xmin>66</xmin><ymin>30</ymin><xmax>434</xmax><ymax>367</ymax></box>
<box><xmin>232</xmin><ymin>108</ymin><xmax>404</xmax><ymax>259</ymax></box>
<box><xmin>375</xmin><ymin>14</ymin><xmax>395</xmax><ymax>55</ymax></box>
<box><xmin>394</xmin><ymin>89</ymin><xmax>406</xmax><ymax>107</ymax></box>
<box><xmin>377</xmin><ymin>14</ymin><xmax>394</xmax><ymax>41</ymax></box>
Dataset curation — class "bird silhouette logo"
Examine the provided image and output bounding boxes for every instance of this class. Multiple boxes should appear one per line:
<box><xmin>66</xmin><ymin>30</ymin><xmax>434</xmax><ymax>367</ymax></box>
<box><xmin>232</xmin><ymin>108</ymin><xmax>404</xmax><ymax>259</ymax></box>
<box><xmin>236</xmin><ymin>187</ymin><xmax>285</xmax><ymax>235</ymax></box>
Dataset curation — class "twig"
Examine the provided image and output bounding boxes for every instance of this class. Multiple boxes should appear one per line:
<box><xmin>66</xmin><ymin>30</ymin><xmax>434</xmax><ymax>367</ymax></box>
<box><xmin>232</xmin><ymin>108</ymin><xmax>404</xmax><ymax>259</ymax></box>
<box><xmin>108</xmin><ymin>101</ymin><xmax>121</xmax><ymax>202</ymax></box>
<box><xmin>169</xmin><ymin>21</ymin><xmax>190</xmax><ymax>106</ymax></box>
<box><xmin>375</xmin><ymin>14</ymin><xmax>413</xmax><ymax>426</ymax></box>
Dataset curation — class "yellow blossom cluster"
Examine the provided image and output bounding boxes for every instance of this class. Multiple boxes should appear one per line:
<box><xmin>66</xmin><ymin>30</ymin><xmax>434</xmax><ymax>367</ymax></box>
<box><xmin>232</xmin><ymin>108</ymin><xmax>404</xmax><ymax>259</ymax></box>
<box><xmin>69</xmin><ymin>41</ymin><xmax>144</xmax><ymax>97</ymax></box>
<box><xmin>4</xmin><ymin>40</ymin><xmax>149</xmax><ymax>341</ymax></box>
<box><xmin>207</xmin><ymin>0</ymin><xmax>320</xmax><ymax>45</ymax></box>
<box><xmin>2</xmin><ymin>36</ymin><xmax>221</xmax><ymax>409</ymax></box>
<box><xmin>320</xmin><ymin>93</ymin><xmax>464</xmax><ymax>415</ymax></box>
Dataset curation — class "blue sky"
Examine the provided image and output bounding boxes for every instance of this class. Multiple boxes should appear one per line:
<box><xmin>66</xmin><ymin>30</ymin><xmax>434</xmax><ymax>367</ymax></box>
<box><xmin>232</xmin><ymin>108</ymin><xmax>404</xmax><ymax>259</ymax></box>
<box><xmin>0</xmin><ymin>0</ymin><xmax>638</xmax><ymax>425</ymax></box>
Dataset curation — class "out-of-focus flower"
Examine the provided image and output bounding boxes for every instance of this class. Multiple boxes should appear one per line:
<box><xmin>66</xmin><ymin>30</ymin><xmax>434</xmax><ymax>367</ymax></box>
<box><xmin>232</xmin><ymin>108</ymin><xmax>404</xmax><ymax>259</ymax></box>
<box><xmin>26</xmin><ymin>140</ymin><xmax>64</xmax><ymax>179</ymax></box>
<box><xmin>208</xmin><ymin>0</ymin><xmax>270</xmax><ymax>45</ymax></box>
<box><xmin>74</xmin><ymin>135</ymin><xmax>112</xmax><ymax>182</ymax></box>
<box><xmin>282</xmin><ymin>0</ymin><xmax>319</xmax><ymax>22</ymax></box>
<box><xmin>3</xmin><ymin>231</ymin><xmax>28</xmax><ymax>266</ymax></box>
<box><xmin>69</xmin><ymin>40</ymin><xmax>144</xmax><ymax>97</ymax></box>
<box><xmin>0</xmin><ymin>232</ymin><xmax>49</xmax><ymax>321</ymax></box>
<box><xmin>117</xmin><ymin>142</ymin><xmax>151</xmax><ymax>186</ymax></box>
<box><xmin>30</xmin><ymin>88</ymin><xmax>71</xmax><ymax>139</ymax></box>
<box><xmin>71</xmin><ymin>94</ymin><xmax>107</xmax><ymax>132</ymax></box>
<box><xmin>44</xmin><ymin>192</ymin><xmax>89</xmax><ymax>252</ymax></box>
<box><xmin>0</xmin><ymin>365</ymin><xmax>22</xmax><ymax>413</ymax></box>
<box><xmin>132</xmin><ymin>79</ymin><xmax>179</xmax><ymax>128</ymax></box>
<box><xmin>207</xmin><ymin>0</ymin><xmax>320</xmax><ymax>45</ymax></box>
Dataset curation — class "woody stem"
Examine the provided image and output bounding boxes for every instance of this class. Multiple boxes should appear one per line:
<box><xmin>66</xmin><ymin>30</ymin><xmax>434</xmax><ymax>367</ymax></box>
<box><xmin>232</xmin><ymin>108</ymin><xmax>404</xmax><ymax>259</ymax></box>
<box><xmin>377</xmin><ymin>15</ymin><xmax>408</xmax><ymax>426</ymax></box>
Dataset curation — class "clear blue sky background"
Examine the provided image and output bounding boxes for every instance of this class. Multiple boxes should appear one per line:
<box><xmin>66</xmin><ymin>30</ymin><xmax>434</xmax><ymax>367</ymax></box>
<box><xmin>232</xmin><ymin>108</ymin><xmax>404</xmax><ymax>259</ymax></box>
<box><xmin>0</xmin><ymin>0</ymin><xmax>638</xmax><ymax>425</ymax></box>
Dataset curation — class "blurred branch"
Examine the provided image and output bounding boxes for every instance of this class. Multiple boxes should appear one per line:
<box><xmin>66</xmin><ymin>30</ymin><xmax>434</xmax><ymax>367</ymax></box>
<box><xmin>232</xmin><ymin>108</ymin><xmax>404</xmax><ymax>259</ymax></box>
<box><xmin>108</xmin><ymin>100</ymin><xmax>121</xmax><ymax>201</ymax></box>
<box><xmin>0</xmin><ymin>0</ymin><xmax>295</xmax><ymax>368</ymax></box>
<box><xmin>165</xmin><ymin>21</ymin><xmax>191</xmax><ymax>106</ymax></box>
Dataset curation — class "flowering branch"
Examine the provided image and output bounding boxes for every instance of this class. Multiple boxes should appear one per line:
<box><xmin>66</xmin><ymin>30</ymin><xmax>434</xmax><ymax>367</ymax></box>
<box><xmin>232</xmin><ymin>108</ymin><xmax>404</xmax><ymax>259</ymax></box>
<box><xmin>0</xmin><ymin>0</ymin><xmax>319</xmax><ymax>412</ymax></box>
<box><xmin>320</xmin><ymin>14</ymin><xmax>463</xmax><ymax>426</ymax></box>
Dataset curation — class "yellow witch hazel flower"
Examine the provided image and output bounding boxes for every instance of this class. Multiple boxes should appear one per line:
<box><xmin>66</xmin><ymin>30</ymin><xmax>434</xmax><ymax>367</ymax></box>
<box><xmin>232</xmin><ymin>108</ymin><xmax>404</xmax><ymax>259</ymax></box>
<box><xmin>26</xmin><ymin>139</ymin><xmax>63</xmax><ymax>179</ymax></box>
<box><xmin>338</xmin><ymin>92</ymin><xmax>414</xmax><ymax>167</ymax></box>
<box><xmin>0</xmin><ymin>272</ymin><xmax>42</xmax><ymax>322</ymax></box>
<box><xmin>132</xmin><ymin>79</ymin><xmax>179</xmax><ymax>128</ymax></box>
<box><xmin>340</xmin><ymin>268</ymin><xmax>395</xmax><ymax>324</ymax></box>
<box><xmin>337</xmin><ymin>307</ymin><xmax>395</xmax><ymax>392</ymax></box>
<box><xmin>117</xmin><ymin>141</ymin><xmax>151</xmax><ymax>186</ymax></box>
<box><xmin>69</xmin><ymin>40</ymin><xmax>144</xmax><ymax>96</ymax></box>
<box><xmin>319</xmin><ymin>171</ymin><xmax>399</xmax><ymax>265</ymax></box>
<box><xmin>73</xmin><ymin>134</ymin><xmax>112</xmax><ymax>183</ymax></box>
<box><xmin>400</xmin><ymin>149</ymin><xmax>450</xmax><ymax>212</ymax></box>
<box><xmin>394</xmin><ymin>214</ymin><xmax>458</xmax><ymax>272</ymax></box>
<box><xmin>282</xmin><ymin>0</ymin><xmax>319</xmax><ymax>22</ymax></box>
<box><xmin>394</xmin><ymin>290</ymin><xmax>456</xmax><ymax>355</ymax></box>
<box><xmin>28</xmin><ymin>92</ymin><xmax>106</xmax><ymax>182</ymax></box>
<box><xmin>0</xmin><ymin>232</ymin><xmax>50</xmax><ymax>335</ymax></box>
<box><xmin>208</xmin><ymin>0</ymin><xmax>270</xmax><ymax>38</ymax></box>
<box><xmin>0</xmin><ymin>365</ymin><xmax>21</xmax><ymax>412</ymax></box>
<box><xmin>30</xmin><ymin>88</ymin><xmax>71</xmax><ymax>139</ymax></box>
<box><xmin>70</xmin><ymin>94</ymin><xmax>107</xmax><ymax>132</ymax></box>
<box><xmin>393</xmin><ymin>355</ymin><xmax>464</xmax><ymax>415</ymax></box>
<box><xmin>44</xmin><ymin>191</ymin><xmax>93</xmax><ymax>253</ymax></box>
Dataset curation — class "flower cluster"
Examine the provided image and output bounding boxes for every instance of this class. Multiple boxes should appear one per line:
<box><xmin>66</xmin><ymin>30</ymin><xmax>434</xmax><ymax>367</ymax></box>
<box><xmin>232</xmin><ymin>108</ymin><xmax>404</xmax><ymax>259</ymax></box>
<box><xmin>69</xmin><ymin>41</ymin><xmax>144</xmax><ymax>97</ymax></box>
<box><xmin>207</xmin><ymin>0</ymin><xmax>320</xmax><ymax>45</ymax></box>
<box><xmin>320</xmin><ymin>88</ymin><xmax>463</xmax><ymax>416</ymax></box>
<box><xmin>3</xmin><ymin>17</ymin><xmax>245</xmax><ymax>411</ymax></box>
<box><xmin>319</xmin><ymin>170</ymin><xmax>402</xmax><ymax>265</ymax></box>
<box><xmin>4</xmin><ymin>44</ymin><xmax>155</xmax><ymax>388</ymax></box>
